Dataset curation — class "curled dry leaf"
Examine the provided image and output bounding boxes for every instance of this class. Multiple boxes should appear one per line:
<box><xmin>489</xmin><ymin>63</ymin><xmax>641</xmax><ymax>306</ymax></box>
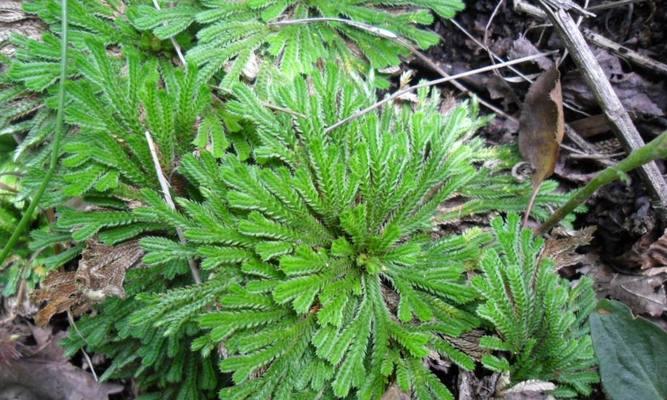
<box><xmin>442</xmin><ymin>329</ymin><xmax>485</xmax><ymax>361</ymax></box>
<box><xmin>641</xmin><ymin>229</ymin><xmax>667</xmax><ymax>270</ymax></box>
<box><xmin>458</xmin><ymin>370</ymin><xmax>500</xmax><ymax>400</ymax></box>
<box><xmin>32</xmin><ymin>270</ymin><xmax>83</xmax><ymax>327</ymax></box>
<box><xmin>0</xmin><ymin>327</ymin><xmax>122</xmax><ymax>400</ymax></box>
<box><xmin>509</xmin><ymin>38</ymin><xmax>554</xmax><ymax>71</ymax></box>
<box><xmin>500</xmin><ymin>379</ymin><xmax>556</xmax><ymax>400</ymax></box>
<box><xmin>381</xmin><ymin>383</ymin><xmax>411</xmax><ymax>400</ymax></box>
<box><xmin>32</xmin><ymin>240</ymin><xmax>143</xmax><ymax>326</ymax></box>
<box><xmin>544</xmin><ymin>226</ymin><xmax>596</xmax><ymax>270</ymax></box>
<box><xmin>519</xmin><ymin>65</ymin><xmax>565</xmax><ymax>227</ymax></box>
<box><xmin>241</xmin><ymin>52</ymin><xmax>260</xmax><ymax>81</ymax></box>
<box><xmin>583</xmin><ymin>253</ymin><xmax>667</xmax><ymax>317</ymax></box>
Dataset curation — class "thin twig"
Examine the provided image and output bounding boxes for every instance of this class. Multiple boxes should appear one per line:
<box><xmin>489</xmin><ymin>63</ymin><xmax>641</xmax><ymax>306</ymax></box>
<box><xmin>0</xmin><ymin>182</ymin><xmax>18</xmax><ymax>193</ymax></box>
<box><xmin>484</xmin><ymin>0</ymin><xmax>506</xmax><ymax>73</ymax></box>
<box><xmin>445</xmin><ymin>18</ymin><xmax>591</xmax><ymax>117</ymax></box>
<box><xmin>145</xmin><ymin>131</ymin><xmax>202</xmax><ymax>284</ymax></box>
<box><xmin>448</xmin><ymin>19</ymin><xmax>533</xmax><ymax>82</ymax></box>
<box><xmin>582</xmin><ymin>27</ymin><xmax>667</xmax><ymax>76</ymax></box>
<box><xmin>536</xmin><ymin>1</ymin><xmax>667</xmax><ymax>215</ymax></box>
<box><xmin>151</xmin><ymin>0</ymin><xmax>186</xmax><ymax>65</ymax></box>
<box><xmin>0</xmin><ymin>171</ymin><xmax>24</xmax><ymax>178</ymax></box>
<box><xmin>0</xmin><ymin>0</ymin><xmax>68</xmax><ymax>267</ymax></box>
<box><xmin>399</xmin><ymin>38</ymin><xmax>519</xmax><ymax>121</ymax></box>
<box><xmin>67</xmin><ymin>311</ymin><xmax>98</xmax><ymax>382</ymax></box>
<box><xmin>567</xmin><ymin>150</ymin><xmax>625</xmax><ymax>160</ymax></box>
<box><xmin>262</xmin><ymin>102</ymin><xmax>306</xmax><ymax>118</ymax></box>
<box><xmin>270</xmin><ymin>17</ymin><xmax>399</xmax><ymax>40</ymax></box>
<box><xmin>557</xmin><ymin>0</ymin><xmax>590</xmax><ymax>66</ymax></box>
<box><xmin>588</xmin><ymin>0</ymin><xmax>646</xmax><ymax>11</ymax></box>
<box><xmin>325</xmin><ymin>52</ymin><xmax>556</xmax><ymax>133</ymax></box>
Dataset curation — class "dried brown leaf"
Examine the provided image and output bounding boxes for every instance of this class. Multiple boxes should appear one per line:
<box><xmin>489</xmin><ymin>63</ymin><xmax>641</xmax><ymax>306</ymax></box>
<box><xmin>544</xmin><ymin>226</ymin><xmax>596</xmax><ymax>270</ymax></box>
<box><xmin>641</xmin><ymin>229</ymin><xmax>667</xmax><ymax>270</ymax></box>
<box><xmin>442</xmin><ymin>329</ymin><xmax>485</xmax><ymax>361</ymax></box>
<box><xmin>381</xmin><ymin>383</ymin><xmax>411</xmax><ymax>400</ymax></box>
<box><xmin>509</xmin><ymin>38</ymin><xmax>554</xmax><ymax>71</ymax></box>
<box><xmin>519</xmin><ymin>65</ymin><xmax>565</xmax><ymax>226</ymax></box>
<box><xmin>75</xmin><ymin>239</ymin><xmax>144</xmax><ymax>299</ymax></box>
<box><xmin>0</xmin><ymin>329</ymin><xmax>122</xmax><ymax>400</ymax></box>
<box><xmin>32</xmin><ymin>240</ymin><xmax>143</xmax><ymax>326</ymax></box>
<box><xmin>583</xmin><ymin>254</ymin><xmax>667</xmax><ymax>317</ymax></box>
<box><xmin>31</xmin><ymin>270</ymin><xmax>81</xmax><ymax>327</ymax></box>
<box><xmin>458</xmin><ymin>371</ymin><xmax>500</xmax><ymax>400</ymax></box>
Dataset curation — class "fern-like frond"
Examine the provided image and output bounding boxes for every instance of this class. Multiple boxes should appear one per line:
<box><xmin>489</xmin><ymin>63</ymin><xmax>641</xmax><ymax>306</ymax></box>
<box><xmin>131</xmin><ymin>67</ymin><xmax>576</xmax><ymax>399</ymax></box>
<box><xmin>130</xmin><ymin>0</ymin><xmax>465</xmax><ymax>87</ymax></box>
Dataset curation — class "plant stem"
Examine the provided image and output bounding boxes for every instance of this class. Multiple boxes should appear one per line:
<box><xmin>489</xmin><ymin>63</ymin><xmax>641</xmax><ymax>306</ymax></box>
<box><xmin>0</xmin><ymin>0</ymin><xmax>68</xmax><ymax>267</ymax></box>
<box><xmin>538</xmin><ymin>131</ymin><xmax>667</xmax><ymax>234</ymax></box>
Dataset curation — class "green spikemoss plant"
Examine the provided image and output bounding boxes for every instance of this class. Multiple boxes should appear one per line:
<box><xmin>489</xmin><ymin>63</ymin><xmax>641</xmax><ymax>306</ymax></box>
<box><xmin>474</xmin><ymin>214</ymin><xmax>599</xmax><ymax>398</ymax></box>
<box><xmin>124</xmin><ymin>66</ymin><xmax>573</xmax><ymax>399</ymax></box>
<box><xmin>129</xmin><ymin>0</ymin><xmax>465</xmax><ymax>89</ymax></box>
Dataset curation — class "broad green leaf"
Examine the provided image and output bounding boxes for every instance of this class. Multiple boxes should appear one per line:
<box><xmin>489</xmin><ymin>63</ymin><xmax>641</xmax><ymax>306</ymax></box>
<box><xmin>590</xmin><ymin>299</ymin><xmax>667</xmax><ymax>400</ymax></box>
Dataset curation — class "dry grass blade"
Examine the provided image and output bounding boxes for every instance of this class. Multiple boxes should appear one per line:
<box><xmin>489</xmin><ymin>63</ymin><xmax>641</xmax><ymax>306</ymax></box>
<box><xmin>325</xmin><ymin>51</ymin><xmax>556</xmax><ymax>133</ymax></box>
<box><xmin>145</xmin><ymin>131</ymin><xmax>201</xmax><ymax>284</ymax></box>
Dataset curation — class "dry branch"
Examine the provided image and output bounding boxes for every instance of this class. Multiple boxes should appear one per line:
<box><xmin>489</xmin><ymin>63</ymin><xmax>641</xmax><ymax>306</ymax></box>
<box><xmin>527</xmin><ymin>1</ymin><xmax>667</xmax><ymax>214</ymax></box>
<box><xmin>582</xmin><ymin>28</ymin><xmax>667</xmax><ymax>76</ymax></box>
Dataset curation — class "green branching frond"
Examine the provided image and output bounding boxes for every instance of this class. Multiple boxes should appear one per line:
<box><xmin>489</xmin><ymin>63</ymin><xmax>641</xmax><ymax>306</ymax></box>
<box><xmin>129</xmin><ymin>0</ymin><xmax>465</xmax><ymax>88</ymax></box>
<box><xmin>61</xmin><ymin>40</ymin><xmax>210</xmax><ymax>195</ymax></box>
<box><xmin>61</xmin><ymin>268</ymin><xmax>221</xmax><ymax>400</ymax></box>
<box><xmin>473</xmin><ymin>214</ymin><xmax>599</xmax><ymax>397</ymax></box>
<box><xmin>2</xmin><ymin>0</ymin><xmax>141</xmax><ymax>168</ymax></box>
<box><xmin>0</xmin><ymin>0</ymin><xmax>146</xmax><ymax>211</ymax></box>
<box><xmin>46</xmin><ymin>40</ymin><xmax>215</xmax><ymax>244</ymax></box>
<box><xmin>23</xmin><ymin>0</ymin><xmax>138</xmax><ymax>47</ymax></box>
<box><xmin>436</xmin><ymin>145</ymin><xmax>581</xmax><ymax>226</ymax></box>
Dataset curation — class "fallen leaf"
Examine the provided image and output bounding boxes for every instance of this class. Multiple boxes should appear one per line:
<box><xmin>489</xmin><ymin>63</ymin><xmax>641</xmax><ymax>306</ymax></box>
<box><xmin>590</xmin><ymin>299</ymin><xmax>667</xmax><ymax>400</ymax></box>
<box><xmin>501</xmin><ymin>379</ymin><xmax>556</xmax><ymax>400</ymax></box>
<box><xmin>31</xmin><ymin>270</ymin><xmax>82</xmax><ymax>327</ymax></box>
<box><xmin>568</xmin><ymin>114</ymin><xmax>610</xmax><ymax>138</ymax></box>
<box><xmin>0</xmin><ymin>328</ymin><xmax>122</xmax><ymax>400</ymax></box>
<box><xmin>75</xmin><ymin>239</ymin><xmax>143</xmax><ymax>299</ymax></box>
<box><xmin>458</xmin><ymin>370</ymin><xmax>499</xmax><ymax>400</ymax></box>
<box><xmin>519</xmin><ymin>65</ymin><xmax>565</xmax><ymax>226</ymax></box>
<box><xmin>641</xmin><ymin>229</ymin><xmax>667</xmax><ymax>270</ymax></box>
<box><xmin>241</xmin><ymin>53</ymin><xmax>259</xmax><ymax>81</ymax></box>
<box><xmin>427</xmin><ymin>350</ymin><xmax>452</xmax><ymax>374</ymax></box>
<box><xmin>32</xmin><ymin>239</ymin><xmax>143</xmax><ymax>326</ymax></box>
<box><xmin>486</xmin><ymin>75</ymin><xmax>521</xmax><ymax>109</ymax></box>
<box><xmin>0</xmin><ymin>322</ymin><xmax>29</xmax><ymax>365</ymax></box>
<box><xmin>509</xmin><ymin>38</ymin><xmax>554</xmax><ymax>71</ymax></box>
<box><xmin>544</xmin><ymin>226</ymin><xmax>596</xmax><ymax>270</ymax></box>
<box><xmin>442</xmin><ymin>329</ymin><xmax>485</xmax><ymax>361</ymax></box>
<box><xmin>583</xmin><ymin>253</ymin><xmax>666</xmax><ymax>317</ymax></box>
<box><xmin>381</xmin><ymin>383</ymin><xmax>411</xmax><ymax>400</ymax></box>
<box><xmin>562</xmin><ymin>49</ymin><xmax>666</xmax><ymax>117</ymax></box>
